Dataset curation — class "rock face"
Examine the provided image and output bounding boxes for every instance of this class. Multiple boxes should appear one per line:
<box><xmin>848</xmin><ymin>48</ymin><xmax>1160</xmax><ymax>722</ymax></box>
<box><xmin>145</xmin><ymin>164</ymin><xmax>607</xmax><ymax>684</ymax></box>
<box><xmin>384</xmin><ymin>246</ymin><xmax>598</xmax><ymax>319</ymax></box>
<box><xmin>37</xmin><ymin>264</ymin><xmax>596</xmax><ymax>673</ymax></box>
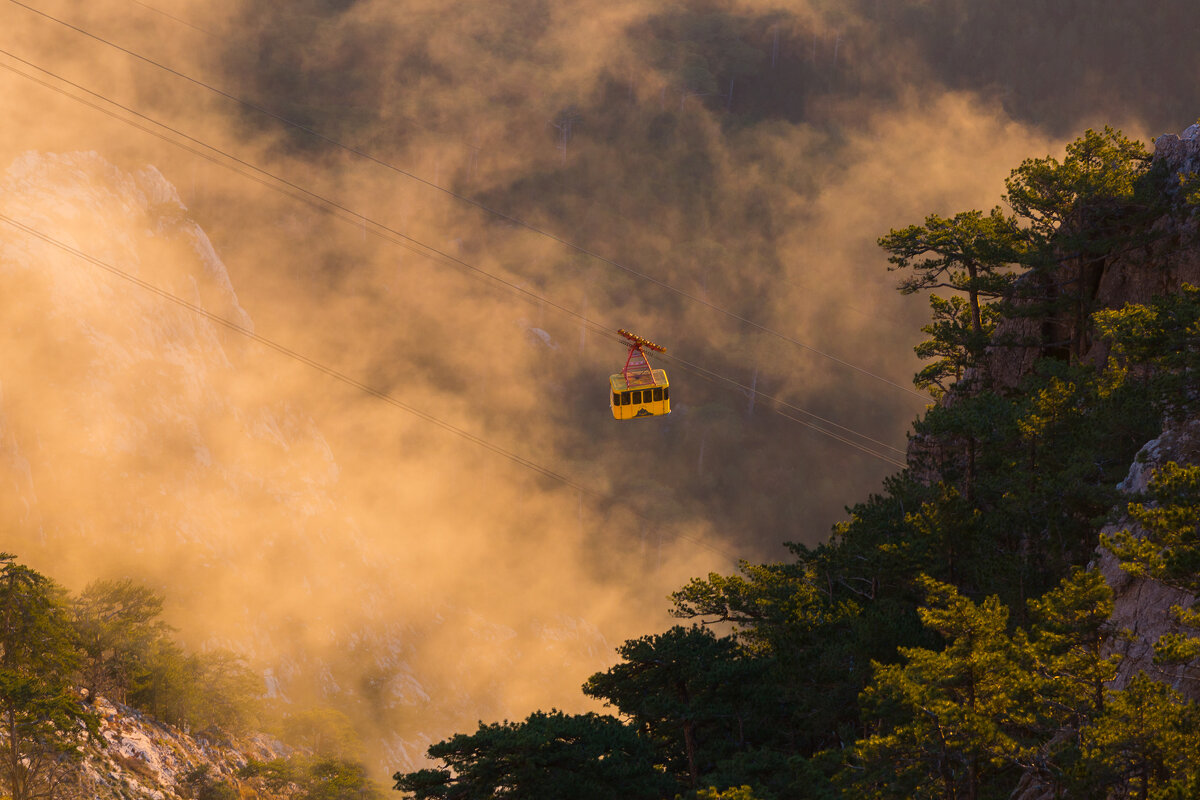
<box><xmin>1096</xmin><ymin>417</ymin><xmax>1200</xmax><ymax>696</ymax></box>
<box><xmin>984</xmin><ymin>125</ymin><xmax>1200</xmax><ymax>391</ymax></box>
<box><xmin>1152</xmin><ymin>123</ymin><xmax>1200</xmax><ymax>184</ymax></box>
<box><xmin>1009</xmin><ymin>127</ymin><xmax>1200</xmax><ymax>800</ymax></box>
<box><xmin>71</xmin><ymin>696</ymin><xmax>287</xmax><ymax>800</ymax></box>
<box><xmin>908</xmin><ymin>124</ymin><xmax>1200</xmax><ymax>479</ymax></box>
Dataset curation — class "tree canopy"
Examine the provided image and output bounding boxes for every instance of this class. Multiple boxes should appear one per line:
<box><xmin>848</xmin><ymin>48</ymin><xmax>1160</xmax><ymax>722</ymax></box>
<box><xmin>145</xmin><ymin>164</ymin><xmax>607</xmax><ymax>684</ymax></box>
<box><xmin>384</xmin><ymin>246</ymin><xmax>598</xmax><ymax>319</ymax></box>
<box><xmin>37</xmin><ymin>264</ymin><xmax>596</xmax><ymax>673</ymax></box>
<box><xmin>392</xmin><ymin>710</ymin><xmax>672</xmax><ymax>800</ymax></box>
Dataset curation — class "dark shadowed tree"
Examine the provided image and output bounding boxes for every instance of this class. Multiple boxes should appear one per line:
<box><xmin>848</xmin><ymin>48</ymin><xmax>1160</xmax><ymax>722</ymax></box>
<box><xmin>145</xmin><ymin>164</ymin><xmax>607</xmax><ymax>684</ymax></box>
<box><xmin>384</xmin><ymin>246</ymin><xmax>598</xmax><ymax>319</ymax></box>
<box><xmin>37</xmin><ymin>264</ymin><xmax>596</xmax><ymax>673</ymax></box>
<box><xmin>582</xmin><ymin>625</ymin><xmax>766</xmax><ymax>791</ymax></box>
<box><xmin>393</xmin><ymin>710</ymin><xmax>671</xmax><ymax>800</ymax></box>
<box><xmin>1004</xmin><ymin>127</ymin><xmax>1156</xmax><ymax>359</ymax></box>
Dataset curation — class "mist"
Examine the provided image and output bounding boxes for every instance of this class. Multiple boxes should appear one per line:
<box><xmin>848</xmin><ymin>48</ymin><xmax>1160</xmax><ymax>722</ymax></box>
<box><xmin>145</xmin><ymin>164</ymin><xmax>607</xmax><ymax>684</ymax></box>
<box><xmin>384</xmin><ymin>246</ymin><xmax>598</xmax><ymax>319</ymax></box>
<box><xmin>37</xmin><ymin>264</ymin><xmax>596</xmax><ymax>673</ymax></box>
<box><xmin>0</xmin><ymin>0</ymin><xmax>1194</xmax><ymax>776</ymax></box>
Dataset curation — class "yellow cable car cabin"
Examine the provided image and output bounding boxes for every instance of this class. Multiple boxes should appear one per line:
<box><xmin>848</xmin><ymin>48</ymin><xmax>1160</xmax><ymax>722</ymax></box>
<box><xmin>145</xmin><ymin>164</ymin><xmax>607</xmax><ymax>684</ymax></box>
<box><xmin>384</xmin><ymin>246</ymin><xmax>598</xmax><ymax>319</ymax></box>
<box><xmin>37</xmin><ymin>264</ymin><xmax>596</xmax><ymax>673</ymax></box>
<box><xmin>610</xmin><ymin>329</ymin><xmax>671</xmax><ymax>420</ymax></box>
<box><xmin>610</xmin><ymin>369</ymin><xmax>671</xmax><ymax>420</ymax></box>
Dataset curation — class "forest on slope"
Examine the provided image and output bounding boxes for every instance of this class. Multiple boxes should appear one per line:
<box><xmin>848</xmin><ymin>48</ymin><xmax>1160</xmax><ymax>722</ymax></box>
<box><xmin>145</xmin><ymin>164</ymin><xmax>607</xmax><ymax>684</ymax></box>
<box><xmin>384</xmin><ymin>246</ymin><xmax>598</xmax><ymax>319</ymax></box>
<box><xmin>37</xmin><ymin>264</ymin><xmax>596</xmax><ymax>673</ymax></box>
<box><xmin>0</xmin><ymin>552</ymin><xmax>388</xmax><ymax>799</ymax></box>
<box><xmin>392</xmin><ymin>125</ymin><xmax>1200</xmax><ymax>798</ymax></box>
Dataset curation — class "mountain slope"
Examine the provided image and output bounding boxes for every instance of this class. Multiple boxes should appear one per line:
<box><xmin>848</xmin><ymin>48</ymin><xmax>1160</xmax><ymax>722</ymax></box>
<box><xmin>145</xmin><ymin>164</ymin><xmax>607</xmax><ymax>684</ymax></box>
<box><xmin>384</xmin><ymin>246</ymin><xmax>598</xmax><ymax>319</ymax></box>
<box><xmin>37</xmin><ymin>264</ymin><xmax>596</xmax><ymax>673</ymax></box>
<box><xmin>0</xmin><ymin>150</ymin><xmax>617</xmax><ymax>775</ymax></box>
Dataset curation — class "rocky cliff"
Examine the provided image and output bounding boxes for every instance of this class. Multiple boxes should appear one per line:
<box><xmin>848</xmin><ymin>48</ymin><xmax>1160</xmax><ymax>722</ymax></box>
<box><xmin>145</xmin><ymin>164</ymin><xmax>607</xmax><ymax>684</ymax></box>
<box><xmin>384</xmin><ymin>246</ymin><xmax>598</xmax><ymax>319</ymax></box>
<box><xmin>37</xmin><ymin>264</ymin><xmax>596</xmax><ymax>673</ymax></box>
<box><xmin>998</xmin><ymin>125</ymin><xmax>1200</xmax><ymax>799</ymax></box>
<box><xmin>987</xmin><ymin>123</ymin><xmax>1200</xmax><ymax>389</ymax></box>
<box><xmin>1097</xmin><ymin>417</ymin><xmax>1200</xmax><ymax>695</ymax></box>
<box><xmin>69</xmin><ymin>696</ymin><xmax>287</xmax><ymax>800</ymax></box>
<box><xmin>995</xmin><ymin>124</ymin><xmax>1200</xmax><ymax>696</ymax></box>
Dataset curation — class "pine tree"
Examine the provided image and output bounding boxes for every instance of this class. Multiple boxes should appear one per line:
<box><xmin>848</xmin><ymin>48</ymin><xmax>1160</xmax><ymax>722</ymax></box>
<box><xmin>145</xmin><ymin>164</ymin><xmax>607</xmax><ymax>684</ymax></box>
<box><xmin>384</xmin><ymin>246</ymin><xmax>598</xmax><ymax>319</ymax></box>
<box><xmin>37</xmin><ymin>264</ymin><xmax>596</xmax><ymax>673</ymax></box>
<box><xmin>1076</xmin><ymin>673</ymin><xmax>1200</xmax><ymax>799</ymax></box>
<box><xmin>582</xmin><ymin>625</ymin><xmax>765</xmax><ymax>791</ymax></box>
<box><xmin>879</xmin><ymin>206</ymin><xmax>1023</xmax><ymax>351</ymax></box>
<box><xmin>1017</xmin><ymin>568</ymin><xmax>1121</xmax><ymax>793</ymax></box>
<box><xmin>1095</xmin><ymin>284</ymin><xmax>1200</xmax><ymax>414</ymax></box>
<box><xmin>392</xmin><ymin>710</ymin><xmax>671</xmax><ymax>800</ymax></box>
<box><xmin>72</xmin><ymin>578</ymin><xmax>170</xmax><ymax>704</ymax></box>
<box><xmin>912</xmin><ymin>294</ymin><xmax>1002</xmax><ymax>398</ymax></box>
<box><xmin>0</xmin><ymin>553</ymin><xmax>98</xmax><ymax>800</ymax></box>
<box><xmin>244</xmin><ymin>755</ymin><xmax>383</xmax><ymax>800</ymax></box>
<box><xmin>1004</xmin><ymin>127</ymin><xmax>1156</xmax><ymax>360</ymax></box>
<box><xmin>849</xmin><ymin>577</ymin><xmax>1027</xmax><ymax>799</ymax></box>
<box><xmin>1102</xmin><ymin>461</ymin><xmax>1200</xmax><ymax>666</ymax></box>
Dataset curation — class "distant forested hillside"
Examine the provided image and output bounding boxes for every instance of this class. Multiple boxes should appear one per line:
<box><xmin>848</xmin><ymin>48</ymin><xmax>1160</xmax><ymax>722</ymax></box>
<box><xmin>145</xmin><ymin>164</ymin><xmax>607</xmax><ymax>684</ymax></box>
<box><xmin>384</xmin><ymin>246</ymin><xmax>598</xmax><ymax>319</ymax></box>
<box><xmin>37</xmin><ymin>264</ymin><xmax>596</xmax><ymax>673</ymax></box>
<box><xmin>0</xmin><ymin>552</ymin><xmax>384</xmax><ymax>799</ymax></box>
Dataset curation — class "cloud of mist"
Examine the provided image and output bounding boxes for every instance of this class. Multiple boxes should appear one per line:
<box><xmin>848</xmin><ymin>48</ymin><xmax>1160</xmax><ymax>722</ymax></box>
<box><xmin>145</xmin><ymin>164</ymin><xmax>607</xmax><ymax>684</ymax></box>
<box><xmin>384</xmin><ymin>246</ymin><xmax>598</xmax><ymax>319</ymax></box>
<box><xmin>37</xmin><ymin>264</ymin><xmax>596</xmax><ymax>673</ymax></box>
<box><xmin>1</xmin><ymin>0</ymin><xmax>1165</xmax><ymax>778</ymax></box>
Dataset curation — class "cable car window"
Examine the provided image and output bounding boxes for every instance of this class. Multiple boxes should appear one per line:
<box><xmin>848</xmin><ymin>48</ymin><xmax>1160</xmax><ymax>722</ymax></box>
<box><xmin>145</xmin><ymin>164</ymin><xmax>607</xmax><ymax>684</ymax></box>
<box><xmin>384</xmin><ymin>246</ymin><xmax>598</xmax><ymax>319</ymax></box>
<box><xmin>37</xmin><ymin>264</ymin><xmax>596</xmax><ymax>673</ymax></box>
<box><xmin>621</xmin><ymin>392</ymin><xmax>631</xmax><ymax>406</ymax></box>
<box><xmin>663</xmin><ymin>387</ymin><xmax>669</xmax><ymax>400</ymax></box>
<box><xmin>612</xmin><ymin>392</ymin><xmax>619</xmax><ymax>406</ymax></box>
<box><xmin>653</xmin><ymin>387</ymin><xmax>663</xmax><ymax>402</ymax></box>
<box><xmin>634</xmin><ymin>390</ymin><xmax>644</xmax><ymax>404</ymax></box>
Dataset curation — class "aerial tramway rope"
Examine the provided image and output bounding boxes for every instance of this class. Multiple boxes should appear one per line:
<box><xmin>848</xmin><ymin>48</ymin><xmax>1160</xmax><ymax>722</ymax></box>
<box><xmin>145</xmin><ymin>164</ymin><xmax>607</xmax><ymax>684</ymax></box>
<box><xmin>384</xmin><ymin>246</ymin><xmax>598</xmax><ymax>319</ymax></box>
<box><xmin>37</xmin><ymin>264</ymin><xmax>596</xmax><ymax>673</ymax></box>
<box><xmin>0</xmin><ymin>211</ymin><xmax>747</xmax><ymax>564</ymax></box>
<box><xmin>0</xmin><ymin>47</ymin><xmax>909</xmax><ymax>468</ymax></box>
<box><xmin>2</xmin><ymin>0</ymin><xmax>928</xmax><ymax>403</ymax></box>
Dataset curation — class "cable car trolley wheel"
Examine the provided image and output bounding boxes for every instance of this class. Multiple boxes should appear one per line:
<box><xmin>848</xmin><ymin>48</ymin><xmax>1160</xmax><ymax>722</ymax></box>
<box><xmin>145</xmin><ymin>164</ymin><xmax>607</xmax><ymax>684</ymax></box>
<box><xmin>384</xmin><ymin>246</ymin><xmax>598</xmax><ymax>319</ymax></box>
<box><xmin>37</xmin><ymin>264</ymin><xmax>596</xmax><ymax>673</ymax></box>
<box><xmin>609</xmin><ymin>329</ymin><xmax>671</xmax><ymax>420</ymax></box>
